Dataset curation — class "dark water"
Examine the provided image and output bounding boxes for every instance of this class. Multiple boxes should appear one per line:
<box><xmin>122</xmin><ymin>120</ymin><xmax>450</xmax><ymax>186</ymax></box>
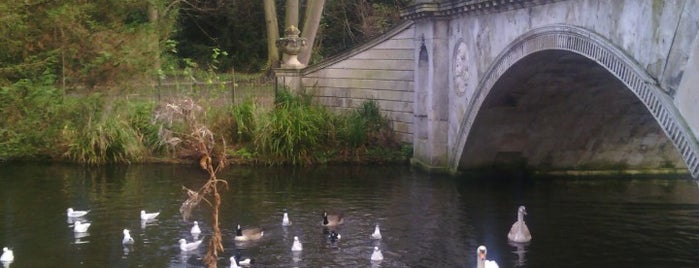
<box><xmin>1</xmin><ymin>163</ymin><xmax>698</xmax><ymax>267</ymax></box>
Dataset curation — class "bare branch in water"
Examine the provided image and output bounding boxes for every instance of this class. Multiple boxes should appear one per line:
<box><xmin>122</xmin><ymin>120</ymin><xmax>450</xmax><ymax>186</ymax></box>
<box><xmin>157</xmin><ymin>98</ymin><xmax>230</xmax><ymax>268</ymax></box>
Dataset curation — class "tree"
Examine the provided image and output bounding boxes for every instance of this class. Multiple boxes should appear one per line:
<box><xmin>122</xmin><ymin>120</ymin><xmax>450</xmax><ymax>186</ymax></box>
<box><xmin>264</xmin><ymin>0</ymin><xmax>325</xmax><ymax>68</ymax></box>
<box><xmin>263</xmin><ymin>0</ymin><xmax>280</xmax><ymax>69</ymax></box>
<box><xmin>298</xmin><ymin>0</ymin><xmax>325</xmax><ymax>66</ymax></box>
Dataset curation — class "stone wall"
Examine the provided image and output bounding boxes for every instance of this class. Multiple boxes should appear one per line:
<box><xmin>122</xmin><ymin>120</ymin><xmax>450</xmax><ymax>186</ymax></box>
<box><xmin>301</xmin><ymin>22</ymin><xmax>415</xmax><ymax>142</ymax></box>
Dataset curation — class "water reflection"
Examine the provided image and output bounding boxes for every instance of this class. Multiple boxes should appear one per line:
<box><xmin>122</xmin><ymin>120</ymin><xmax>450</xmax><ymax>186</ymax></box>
<box><xmin>0</xmin><ymin>164</ymin><xmax>698</xmax><ymax>267</ymax></box>
<box><xmin>1</xmin><ymin>261</ymin><xmax>11</xmax><ymax>268</ymax></box>
<box><xmin>509</xmin><ymin>241</ymin><xmax>529</xmax><ymax>267</ymax></box>
<box><xmin>73</xmin><ymin>231</ymin><xmax>90</xmax><ymax>244</ymax></box>
<box><xmin>141</xmin><ymin>219</ymin><xmax>159</xmax><ymax>229</ymax></box>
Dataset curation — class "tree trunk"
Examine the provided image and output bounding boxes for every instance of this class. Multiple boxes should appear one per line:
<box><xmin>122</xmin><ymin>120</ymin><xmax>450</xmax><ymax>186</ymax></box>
<box><xmin>148</xmin><ymin>2</ymin><xmax>160</xmax><ymax>73</ymax></box>
<box><xmin>285</xmin><ymin>0</ymin><xmax>299</xmax><ymax>28</ymax></box>
<box><xmin>299</xmin><ymin>0</ymin><xmax>325</xmax><ymax>66</ymax></box>
<box><xmin>263</xmin><ymin>0</ymin><xmax>280</xmax><ymax>68</ymax></box>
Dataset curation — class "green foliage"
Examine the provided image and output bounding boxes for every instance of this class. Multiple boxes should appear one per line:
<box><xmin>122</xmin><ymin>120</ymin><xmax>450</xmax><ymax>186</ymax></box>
<box><xmin>0</xmin><ymin>76</ymin><xmax>63</xmax><ymax>159</ymax></box>
<box><xmin>0</xmin><ymin>0</ymin><xmax>179</xmax><ymax>87</ymax></box>
<box><xmin>230</xmin><ymin>99</ymin><xmax>258</xmax><ymax>143</ymax></box>
<box><xmin>128</xmin><ymin>100</ymin><xmax>162</xmax><ymax>153</ymax></box>
<box><xmin>62</xmin><ymin>97</ymin><xmax>148</xmax><ymax>164</ymax></box>
<box><xmin>254</xmin><ymin>90</ymin><xmax>332</xmax><ymax>164</ymax></box>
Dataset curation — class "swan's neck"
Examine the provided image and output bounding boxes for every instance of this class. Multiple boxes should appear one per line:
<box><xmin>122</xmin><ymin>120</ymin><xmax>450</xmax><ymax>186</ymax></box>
<box><xmin>477</xmin><ymin>258</ymin><xmax>485</xmax><ymax>268</ymax></box>
<box><xmin>517</xmin><ymin>211</ymin><xmax>525</xmax><ymax>222</ymax></box>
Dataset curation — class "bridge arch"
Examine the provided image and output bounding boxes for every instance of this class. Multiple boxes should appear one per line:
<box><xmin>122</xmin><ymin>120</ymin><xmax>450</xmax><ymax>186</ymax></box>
<box><xmin>450</xmin><ymin>24</ymin><xmax>699</xmax><ymax>178</ymax></box>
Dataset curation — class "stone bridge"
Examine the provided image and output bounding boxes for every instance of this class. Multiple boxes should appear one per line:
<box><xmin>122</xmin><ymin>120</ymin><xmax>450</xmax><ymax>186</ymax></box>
<box><xmin>277</xmin><ymin>0</ymin><xmax>699</xmax><ymax>178</ymax></box>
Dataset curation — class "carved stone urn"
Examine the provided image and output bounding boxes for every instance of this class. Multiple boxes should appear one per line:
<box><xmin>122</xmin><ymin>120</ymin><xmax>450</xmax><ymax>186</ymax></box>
<box><xmin>276</xmin><ymin>25</ymin><xmax>307</xmax><ymax>69</ymax></box>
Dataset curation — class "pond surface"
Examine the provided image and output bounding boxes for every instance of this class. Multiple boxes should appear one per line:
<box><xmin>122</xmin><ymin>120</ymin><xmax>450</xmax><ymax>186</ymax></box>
<box><xmin>0</xmin><ymin>163</ymin><xmax>698</xmax><ymax>267</ymax></box>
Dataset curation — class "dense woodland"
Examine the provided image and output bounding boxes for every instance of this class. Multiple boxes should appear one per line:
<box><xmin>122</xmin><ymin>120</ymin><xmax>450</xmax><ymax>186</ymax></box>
<box><xmin>0</xmin><ymin>1</ymin><xmax>412</xmax><ymax>165</ymax></box>
<box><xmin>0</xmin><ymin>0</ymin><xmax>409</xmax><ymax>87</ymax></box>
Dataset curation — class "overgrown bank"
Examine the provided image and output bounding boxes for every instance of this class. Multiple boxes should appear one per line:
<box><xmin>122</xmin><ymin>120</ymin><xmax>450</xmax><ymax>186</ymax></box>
<box><xmin>0</xmin><ymin>78</ymin><xmax>410</xmax><ymax>166</ymax></box>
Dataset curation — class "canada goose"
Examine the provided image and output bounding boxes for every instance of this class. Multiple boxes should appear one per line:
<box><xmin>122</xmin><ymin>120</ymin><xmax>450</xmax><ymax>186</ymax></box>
<box><xmin>282</xmin><ymin>212</ymin><xmax>292</xmax><ymax>226</ymax></box>
<box><xmin>0</xmin><ymin>247</ymin><xmax>13</xmax><ymax>262</ymax></box>
<box><xmin>507</xmin><ymin>206</ymin><xmax>532</xmax><ymax>243</ymax></box>
<box><xmin>477</xmin><ymin>245</ymin><xmax>499</xmax><ymax>268</ymax></box>
<box><xmin>140</xmin><ymin>210</ymin><xmax>160</xmax><ymax>221</ymax></box>
<box><xmin>179</xmin><ymin>238</ymin><xmax>203</xmax><ymax>252</ymax></box>
<box><xmin>191</xmin><ymin>221</ymin><xmax>202</xmax><ymax>235</ymax></box>
<box><xmin>122</xmin><ymin>229</ymin><xmax>135</xmax><ymax>245</ymax></box>
<box><xmin>234</xmin><ymin>224</ymin><xmax>264</xmax><ymax>241</ymax></box>
<box><xmin>322</xmin><ymin>211</ymin><xmax>344</xmax><ymax>227</ymax></box>
<box><xmin>371</xmin><ymin>224</ymin><xmax>382</xmax><ymax>239</ymax></box>
<box><xmin>66</xmin><ymin>208</ymin><xmax>90</xmax><ymax>218</ymax></box>
<box><xmin>73</xmin><ymin>221</ymin><xmax>91</xmax><ymax>233</ymax></box>
<box><xmin>291</xmin><ymin>236</ymin><xmax>303</xmax><ymax>251</ymax></box>
<box><xmin>370</xmin><ymin>246</ymin><xmax>383</xmax><ymax>261</ymax></box>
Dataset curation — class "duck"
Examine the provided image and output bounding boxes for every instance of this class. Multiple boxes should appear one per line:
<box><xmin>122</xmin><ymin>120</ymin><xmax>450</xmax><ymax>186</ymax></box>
<box><xmin>234</xmin><ymin>224</ymin><xmax>264</xmax><ymax>241</ymax></box>
<box><xmin>229</xmin><ymin>255</ymin><xmax>251</xmax><ymax>268</ymax></box>
<box><xmin>370</xmin><ymin>246</ymin><xmax>383</xmax><ymax>261</ymax></box>
<box><xmin>371</xmin><ymin>224</ymin><xmax>382</xmax><ymax>239</ymax></box>
<box><xmin>179</xmin><ymin>238</ymin><xmax>203</xmax><ymax>252</ymax></box>
<box><xmin>66</xmin><ymin>208</ymin><xmax>90</xmax><ymax>218</ymax></box>
<box><xmin>122</xmin><ymin>229</ymin><xmax>135</xmax><ymax>245</ymax></box>
<box><xmin>0</xmin><ymin>247</ymin><xmax>13</xmax><ymax>262</ymax></box>
<box><xmin>229</xmin><ymin>256</ymin><xmax>240</xmax><ymax>268</ymax></box>
<box><xmin>321</xmin><ymin>211</ymin><xmax>344</xmax><ymax>227</ymax></box>
<box><xmin>328</xmin><ymin>231</ymin><xmax>341</xmax><ymax>242</ymax></box>
<box><xmin>282</xmin><ymin>212</ymin><xmax>292</xmax><ymax>226</ymax></box>
<box><xmin>507</xmin><ymin>206</ymin><xmax>532</xmax><ymax>243</ymax></box>
<box><xmin>140</xmin><ymin>210</ymin><xmax>160</xmax><ymax>221</ymax></box>
<box><xmin>291</xmin><ymin>236</ymin><xmax>303</xmax><ymax>251</ymax></box>
<box><xmin>476</xmin><ymin>245</ymin><xmax>499</xmax><ymax>268</ymax></box>
<box><xmin>191</xmin><ymin>221</ymin><xmax>202</xmax><ymax>235</ymax></box>
<box><xmin>73</xmin><ymin>221</ymin><xmax>91</xmax><ymax>233</ymax></box>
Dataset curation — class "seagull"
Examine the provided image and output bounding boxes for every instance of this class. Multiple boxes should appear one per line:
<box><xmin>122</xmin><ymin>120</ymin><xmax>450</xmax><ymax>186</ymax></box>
<box><xmin>191</xmin><ymin>221</ymin><xmax>202</xmax><ymax>235</ymax></box>
<box><xmin>179</xmin><ymin>238</ymin><xmax>203</xmax><ymax>252</ymax></box>
<box><xmin>477</xmin><ymin>245</ymin><xmax>499</xmax><ymax>268</ymax></box>
<box><xmin>370</xmin><ymin>246</ymin><xmax>384</xmax><ymax>261</ymax></box>
<box><xmin>0</xmin><ymin>247</ymin><xmax>13</xmax><ymax>262</ymax></box>
<box><xmin>67</xmin><ymin>208</ymin><xmax>90</xmax><ymax>218</ymax></box>
<box><xmin>122</xmin><ymin>229</ymin><xmax>135</xmax><ymax>245</ymax></box>
<box><xmin>507</xmin><ymin>206</ymin><xmax>532</xmax><ymax>243</ymax></box>
<box><xmin>282</xmin><ymin>212</ymin><xmax>292</xmax><ymax>226</ymax></box>
<box><xmin>73</xmin><ymin>221</ymin><xmax>91</xmax><ymax>233</ymax></box>
<box><xmin>371</xmin><ymin>224</ymin><xmax>382</xmax><ymax>239</ymax></box>
<box><xmin>140</xmin><ymin>210</ymin><xmax>160</xmax><ymax>221</ymax></box>
<box><xmin>291</xmin><ymin>236</ymin><xmax>303</xmax><ymax>251</ymax></box>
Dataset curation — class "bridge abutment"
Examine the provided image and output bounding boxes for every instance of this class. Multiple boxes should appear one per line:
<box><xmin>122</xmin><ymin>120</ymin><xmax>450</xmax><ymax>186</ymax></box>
<box><xmin>411</xmin><ymin>18</ymin><xmax>451</xmax><ymax>172</ymax></box>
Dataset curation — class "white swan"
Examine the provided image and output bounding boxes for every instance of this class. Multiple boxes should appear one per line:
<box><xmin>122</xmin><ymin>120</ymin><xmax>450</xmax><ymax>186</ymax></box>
<box><xmin>122</xmin><ymin>229</ymin><xmax>134</xmax><ymax>245</ymax></box>
<box><xmin>179</xmin><ymin>238</ymin><xmax>203</xmax><ymax>252</ymax></box>
<box><xmin>370</xmin><ymin>246</ymin><xmax>383</xmax><ymax>261</ymax></box>
<box><xmin>191</xmin><ymin>221</ymin><xmax>202</xmax><ymax>235</ymax></box>
<box><xmin>291</xmin><ymin>236</ymin><xmax>303</xmax><ymax>251</ymax></box>
<box><xmin>282</xmin><ymin>212</ymin><xmax>292</xmax><ymax>226</ymax></box>
<box><xmin>507</xmin><ymin>206</ymin><xmax>532</xmax><ymax>243</ymax></box>
<box><xmin>371</xmin><ymin>224</ymin><xmax>382</xmax><ymax>240</ymax></box>
<box><xmin>73</xmin><ymin>221</ymin><xmax>91</xmax><ymax>233</ymax></box>
<box><xmin>66</xmin><ymin>208</ymin><xmax>90</xmax><ymax>218</ymax></box>
<box><xmin>477</xmin><ymin>245</ymin><xmax>499</xmax><ymax>268</ymax></box>
<box><xmin>0</xmin><ymin>247</ymin><xmax>13</xmax><ymax>262</ymax></box>
<box><xmin>140</xmin><ymin>210</ymin><xmax>160</xmax><ymax>221</ymax></box>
